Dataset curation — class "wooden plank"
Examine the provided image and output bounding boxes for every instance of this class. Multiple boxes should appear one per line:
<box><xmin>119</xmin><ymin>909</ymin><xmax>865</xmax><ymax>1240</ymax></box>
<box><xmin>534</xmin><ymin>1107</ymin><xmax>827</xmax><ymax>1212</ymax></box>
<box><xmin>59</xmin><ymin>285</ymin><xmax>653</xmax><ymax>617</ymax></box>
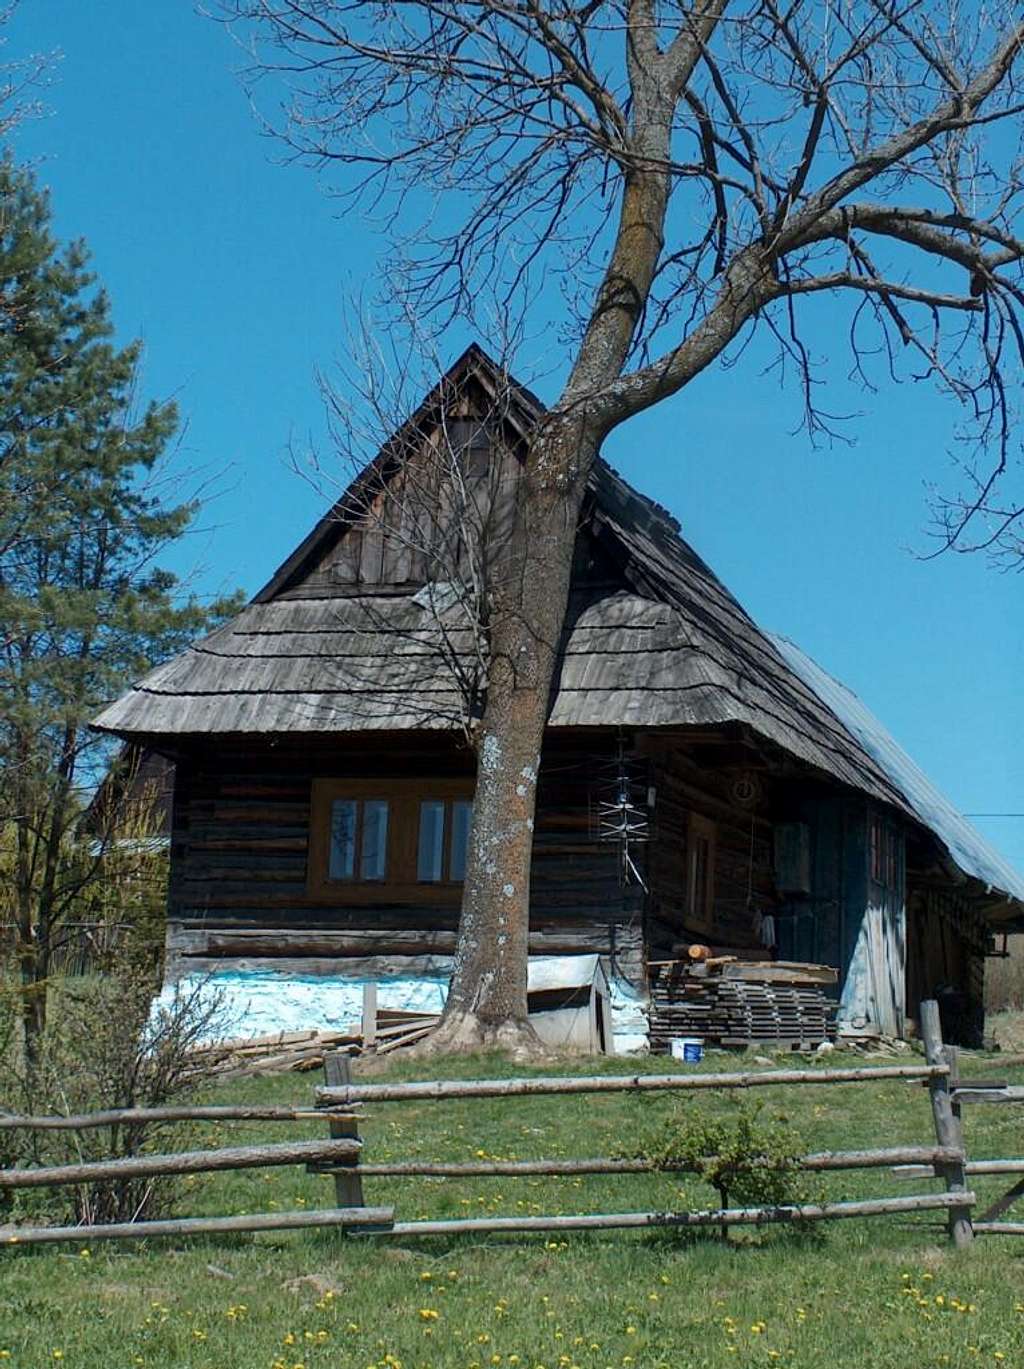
<box><xmin>0</xmin><ymin>1206</ymin><xmax>393</xmax><ymax>1246</ymax></box>
<box><xmin>0</xmin><ymin>1138</ymin><xmax>361</xmax><ymax>1190</ymax></box>
<box><xmin>953</xmin><ymin>1086</ymin><xmax>1024</xmax><ymax>1105</ymax></box>
<box><xmin>377</xmin><ymin>1192</ymin><xmax>975</xmax><ymax>1238</ymax></box>
<box><xmin>921</xmin><ymin>999</ymin><xmax>974</xmax><ymax>1248</ymax></box>
<box><xmin>361</xmin><ymin>983</ymin><xmax>378</xmax><ymax>1049</ymax></box>
<box><xmin>317</xmin><ymin>1062</ymin><xmax>947</xmax><ymax>1106</ymax></box>
<box><xmin>973</xmin><ymin>1222</ymin><xmax>1024</xmax><ymax>1236</ymax></box>
<box><xmin>894</xmin><ymin>1159</ymin><xmax>1024</xmax><ymax>1180</ymax></box>
<box><xmin>978</xmin><ymin>1176</ymin><xmax>1024</xmax><ymax>1224</ymax></box>
<box><xmin>324</xmin><ymin>1053</ymin><xmax>364</xmax><ymax>1211</ymax></box>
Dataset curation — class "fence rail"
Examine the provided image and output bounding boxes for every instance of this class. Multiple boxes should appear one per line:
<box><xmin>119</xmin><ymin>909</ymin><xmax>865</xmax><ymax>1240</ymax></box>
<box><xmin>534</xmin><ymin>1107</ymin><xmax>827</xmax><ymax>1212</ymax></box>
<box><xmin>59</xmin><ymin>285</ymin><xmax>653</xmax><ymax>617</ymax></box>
<box><xmin>1</xmin><ymin>997</ymin><xmax>1021</xmax><ymax>1249</ymax></box>
<box><xmin>315</xmin><ymin>1062</ymin><xmax>947</xmax><ymax>1106</ymax></box>
<box><xmin>0</xmin><ymin>1104</ymin><xmax>361</xmax><ymax>1131</ymax></box>
<box><xmin>0</xmin><ymin>1138</ymin><xmax>360</xmax><ymax>1191</ymax></box>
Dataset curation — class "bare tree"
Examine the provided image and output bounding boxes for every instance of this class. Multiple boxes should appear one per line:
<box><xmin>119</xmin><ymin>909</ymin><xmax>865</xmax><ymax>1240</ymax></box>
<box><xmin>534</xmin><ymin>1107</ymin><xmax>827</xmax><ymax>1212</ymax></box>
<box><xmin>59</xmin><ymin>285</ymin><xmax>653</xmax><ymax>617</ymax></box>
<box><xmin>222</xmin><ymin>0</ymin><xmax>1024</xmax><ymax>1052</ymax></box>
<box><xmin>299</xmin><ymin>335</ymin><xmax>533</xmax><ymax>738</ymax></box>
<box><xmin>0</xmin><ymin>2</ymin><xmax>51</xmax><ymax>144</ymax></box>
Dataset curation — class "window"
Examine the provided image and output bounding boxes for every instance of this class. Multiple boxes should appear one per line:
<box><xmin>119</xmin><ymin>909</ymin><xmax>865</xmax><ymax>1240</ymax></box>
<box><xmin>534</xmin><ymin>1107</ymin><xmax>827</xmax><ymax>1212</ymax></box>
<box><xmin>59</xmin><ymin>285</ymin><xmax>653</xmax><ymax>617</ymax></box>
<box><xmin>686</xmin><ymin>813</ymin><xmax>716</xmax><ymax>930</ymax></box>
<box><xmin>869</xmin><ymin>814</ymin><xmax>902</xmax><ymax>892</ymax></box>
<box><xmin>308</xmin><ymin>778</ymin><xmax>474</xmax><ymax>902</ymax></box>
<box><xmin>327</xmin><ymin>798</ymin><xmax>389</xmax><ymax>881</ymax></box>
<box><xmin>416</xmin><ymin>797</ymin><xmax>473</xmax><ymax>882</ymax></box>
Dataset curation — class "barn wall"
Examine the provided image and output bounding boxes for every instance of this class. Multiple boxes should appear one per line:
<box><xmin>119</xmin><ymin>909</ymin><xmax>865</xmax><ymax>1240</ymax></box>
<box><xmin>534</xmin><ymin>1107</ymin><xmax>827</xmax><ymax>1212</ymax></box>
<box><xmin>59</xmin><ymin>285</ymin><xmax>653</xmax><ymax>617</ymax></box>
<box><xmin>165</xmin><ymin>730</ymin><xmax>643</xmax><ymax>986</ymax></box>
<box><xmin>642</xmin><ymin>741</ymin><xmax>775</xmax><ymax>959</ymax></box>
<box><xmin>905</xmin><ymin>887</ymin><xmax>988</xmax><ymax>1046</ymax></box>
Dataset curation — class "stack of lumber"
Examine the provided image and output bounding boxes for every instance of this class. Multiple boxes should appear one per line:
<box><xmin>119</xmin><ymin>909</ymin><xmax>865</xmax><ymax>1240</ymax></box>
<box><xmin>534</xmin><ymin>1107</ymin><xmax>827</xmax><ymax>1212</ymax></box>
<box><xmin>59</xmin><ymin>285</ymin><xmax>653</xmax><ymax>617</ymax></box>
<box><xmin>649</xmin><ymin>959</ymin><xmax>837</xmax><ymax>1051</ymax></box>
<box><xmin>188</xmin><ymin>1010</ymin><xmax>442</xmax><ymax>1078</ymax></box>
<box><xmin>187</xmin><ymin>1029</ymin><xmax>359</xmax><ymax>1080</ymax></box>
<box><xmin>365</xmin><ymin>1009</ymin><xmax>441</xmax><ymax>1055</ymax></box>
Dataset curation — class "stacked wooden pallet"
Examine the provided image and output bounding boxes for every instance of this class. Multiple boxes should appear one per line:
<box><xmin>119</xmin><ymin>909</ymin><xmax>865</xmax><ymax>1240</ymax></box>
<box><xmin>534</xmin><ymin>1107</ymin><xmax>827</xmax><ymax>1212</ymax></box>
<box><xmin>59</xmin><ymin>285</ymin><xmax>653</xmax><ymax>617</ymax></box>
<box><xmin>649</xmin><ymin>960</ymin><xmax>837</xmax><ymax>1051</ymax></box>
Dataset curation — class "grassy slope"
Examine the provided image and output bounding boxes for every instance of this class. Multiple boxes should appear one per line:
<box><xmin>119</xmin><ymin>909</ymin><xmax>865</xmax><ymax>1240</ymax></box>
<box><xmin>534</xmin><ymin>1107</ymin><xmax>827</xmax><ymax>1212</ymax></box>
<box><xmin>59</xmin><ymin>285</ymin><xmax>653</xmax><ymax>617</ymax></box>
<box><xmin>2</xmin><ymin>1047</ymin><xmax>1024</xmax><ymax>1369</ymax></box>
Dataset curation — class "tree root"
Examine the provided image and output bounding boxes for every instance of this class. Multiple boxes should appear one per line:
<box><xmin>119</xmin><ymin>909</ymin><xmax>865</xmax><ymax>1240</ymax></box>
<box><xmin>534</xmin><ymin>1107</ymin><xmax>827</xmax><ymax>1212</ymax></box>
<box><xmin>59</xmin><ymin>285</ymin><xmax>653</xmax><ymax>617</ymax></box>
<box><xmin>410</xmin><ymin>1010</ymin><xmax>546</xmax><ymax>1061</ymax></box>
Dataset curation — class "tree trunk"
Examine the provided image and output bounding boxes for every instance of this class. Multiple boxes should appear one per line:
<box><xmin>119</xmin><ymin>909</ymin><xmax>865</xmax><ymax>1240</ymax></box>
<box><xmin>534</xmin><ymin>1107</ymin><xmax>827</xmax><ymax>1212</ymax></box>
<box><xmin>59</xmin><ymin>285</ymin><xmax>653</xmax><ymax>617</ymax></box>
<box><xmin>427</xmin><ymin>95</ymin><xmax>675</xmax><ymax>1055</ymax></box>
<box><xmin>426</xmin><ymin>414</ymin><xmax>598</xmax><ymax>1055</ymax></box>
<box><xmin>13</xmin><ymin>740</ymin><xmax>46</xmax><ymax>1073</ymax></box>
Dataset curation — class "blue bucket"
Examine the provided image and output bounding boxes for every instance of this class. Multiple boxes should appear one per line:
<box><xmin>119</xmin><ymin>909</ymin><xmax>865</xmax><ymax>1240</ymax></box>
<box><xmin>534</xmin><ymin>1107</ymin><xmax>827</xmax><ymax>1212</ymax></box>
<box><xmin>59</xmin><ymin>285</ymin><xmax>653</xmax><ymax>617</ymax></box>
<box><xmin>671</xmin><ymin>1036</ymin><xmax>704</xmax><ymax>1064</ymax></box>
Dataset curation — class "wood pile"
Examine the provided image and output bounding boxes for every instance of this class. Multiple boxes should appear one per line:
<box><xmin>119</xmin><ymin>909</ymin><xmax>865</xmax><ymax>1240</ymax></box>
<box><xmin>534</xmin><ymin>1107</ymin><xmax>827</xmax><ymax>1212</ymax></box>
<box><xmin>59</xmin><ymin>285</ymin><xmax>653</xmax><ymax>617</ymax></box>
<box><xmin>365</xmin><ymin>1009</ymin><xmax>441</xmax><ymax>1055</ymax></box>
<box><xmin>649</xmin><ymin>958</ymin><xmax>837</xmax><ymax>1051</ymax></box>
<box><xmin>187</xmin><ymin>1030</ymin><xmax>358</xmax><ymax>1080</ymax></box>
<box><xmin>188</xmin><ymin>1010</ymin><xmax>441</xmax><ymax>1079</ymax></box>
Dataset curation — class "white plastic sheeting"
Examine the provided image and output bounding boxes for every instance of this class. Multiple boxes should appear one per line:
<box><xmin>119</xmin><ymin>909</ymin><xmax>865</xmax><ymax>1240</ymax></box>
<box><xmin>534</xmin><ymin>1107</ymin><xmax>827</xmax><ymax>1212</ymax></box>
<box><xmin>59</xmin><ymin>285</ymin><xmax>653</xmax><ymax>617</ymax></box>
<box><xmin>154</xmin><ymin>964</ymin><xmax>649</xmax><ymax>1053</ymax></box>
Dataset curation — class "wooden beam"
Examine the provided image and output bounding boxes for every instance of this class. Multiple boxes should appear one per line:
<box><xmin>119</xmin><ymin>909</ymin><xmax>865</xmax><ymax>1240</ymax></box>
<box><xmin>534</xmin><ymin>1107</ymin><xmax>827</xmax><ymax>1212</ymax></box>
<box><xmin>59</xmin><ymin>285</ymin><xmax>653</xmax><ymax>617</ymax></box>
<box><xmin>376</xmin><ymin>1192</ymin><xmax>975</xmax><ymax>1238</ymax></box>
<box><xmin>0</xmin><ymin>1138</ymin><xmax>361</xmax><ymax>1191</ymax></box>
<box><xmin>894</xmin><ymin>1159</ymin><xmax>1024</xmax><ymax>1180</ymax></box>
<box><xmin>316</xmin><ymin>1063</ymin><xmax>947</xmax><ymax>1107</ymax></box>
<box><xmin>0</xmin><ymin>1105</ymin><xmax>362</xmax><ymax>1132</ymax></box>
<box><xmin>920</xmin><ymin>999</ymin><xmax>974</xmax><ymax>1248</ymax></box>
<box><xmin>309</xmin><ymin>1146</ymin><xmax>962</xmax><ymax>1179</ymax></box>
<box><xmin>324</xmin><ymin>1053</ymin><xmax>364</xmax><ymax>1211</ymax></box>
<box><xmin>0</xmin><ymin>1206</ymin><xmax>393</xmax><ymax>1247</ymax></box>
<box><xmin>979</xmin><ymin>1176</ymin><xmax>1024</xmax><ymax>1224</ymax></box>
<box><xmin>361</xmin><ymin>983</ymin><xmax>378</xmax><ymax>1049</ymax></box>
<box><xmin>952</xmin><ymin>1087</ymin><xmax>1024</xmax><ymax>1105</ymax></box>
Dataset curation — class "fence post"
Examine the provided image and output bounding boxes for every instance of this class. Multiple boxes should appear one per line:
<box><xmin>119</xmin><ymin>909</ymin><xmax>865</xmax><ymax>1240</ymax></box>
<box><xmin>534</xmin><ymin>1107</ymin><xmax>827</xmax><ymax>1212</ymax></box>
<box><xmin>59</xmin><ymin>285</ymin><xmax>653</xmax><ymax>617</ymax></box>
<box><xmin>323</xmin><ymin>1051</ymin><xmax>364</xmax><ymax>1213</ymax></box>
<box><xmin>361</xmin><ymin>983</ymin><xmax>378</xmax><ymax>1051</ymax></box>
<box><xmin>920</xmin><ymin>999</ymin><xmax>973</xmax><ymax>1248</ymax></box>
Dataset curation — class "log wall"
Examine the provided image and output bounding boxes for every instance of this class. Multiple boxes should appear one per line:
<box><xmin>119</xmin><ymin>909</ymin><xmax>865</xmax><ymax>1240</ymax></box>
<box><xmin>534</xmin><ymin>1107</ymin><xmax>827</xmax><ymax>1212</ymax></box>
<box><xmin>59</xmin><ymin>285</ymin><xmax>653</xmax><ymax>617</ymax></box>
<box><xmin>166</xmin><ymin>730</ymin><xmax>644</xmax><ymax>984</ymax></box>
<box><xmin>642</xmin><ymin>739</ymin><xmax>776</xmax><ymax>958</ymax></box>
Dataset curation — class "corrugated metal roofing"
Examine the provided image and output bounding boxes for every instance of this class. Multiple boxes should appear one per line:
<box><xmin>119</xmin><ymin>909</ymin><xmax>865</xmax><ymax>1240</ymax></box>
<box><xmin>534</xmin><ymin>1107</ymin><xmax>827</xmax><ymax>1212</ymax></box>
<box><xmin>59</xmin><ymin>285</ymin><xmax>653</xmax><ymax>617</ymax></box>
<box><xmin>772</xmin><ymin>633</ymin><xmax>1024</xmax><ymax>905</ymax></box>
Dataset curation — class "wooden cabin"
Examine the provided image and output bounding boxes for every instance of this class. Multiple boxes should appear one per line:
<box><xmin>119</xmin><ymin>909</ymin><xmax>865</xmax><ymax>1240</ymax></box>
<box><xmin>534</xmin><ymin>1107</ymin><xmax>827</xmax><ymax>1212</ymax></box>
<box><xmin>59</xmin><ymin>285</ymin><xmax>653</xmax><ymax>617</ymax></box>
<box><xmin>93</xmin><ymin>345</ymin><xmax>1024</xmax><ymax>1050</ymax></box>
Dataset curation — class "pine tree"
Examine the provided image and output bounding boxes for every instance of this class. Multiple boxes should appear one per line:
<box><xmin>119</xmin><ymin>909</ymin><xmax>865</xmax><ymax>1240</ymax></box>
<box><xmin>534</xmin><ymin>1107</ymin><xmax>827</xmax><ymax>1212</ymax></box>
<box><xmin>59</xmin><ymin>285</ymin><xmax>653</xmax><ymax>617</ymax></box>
<box><xmin>0</xmin><ymin>157</ymin><xmax>240</xmax><ymax>1063</ymax></box>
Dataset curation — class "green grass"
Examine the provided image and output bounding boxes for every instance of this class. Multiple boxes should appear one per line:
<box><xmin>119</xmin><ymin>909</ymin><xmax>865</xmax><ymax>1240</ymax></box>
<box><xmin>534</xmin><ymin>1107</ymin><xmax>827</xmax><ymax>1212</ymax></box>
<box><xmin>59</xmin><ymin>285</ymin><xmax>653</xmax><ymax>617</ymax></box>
<box><xmin>3</xmin><ymin>1046</ymin><xmax>1024</xmax><ymax>1368</ymax></box>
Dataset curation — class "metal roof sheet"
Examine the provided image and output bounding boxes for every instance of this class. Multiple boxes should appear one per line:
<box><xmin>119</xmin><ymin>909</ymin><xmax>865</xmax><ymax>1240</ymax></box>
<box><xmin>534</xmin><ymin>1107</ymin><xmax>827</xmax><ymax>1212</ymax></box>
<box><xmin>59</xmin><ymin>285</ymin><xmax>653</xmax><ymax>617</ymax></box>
<box><xmin>771</xmin><ymin>633</ymin><xmax>1024</xmax><ymax>905</ymax></box>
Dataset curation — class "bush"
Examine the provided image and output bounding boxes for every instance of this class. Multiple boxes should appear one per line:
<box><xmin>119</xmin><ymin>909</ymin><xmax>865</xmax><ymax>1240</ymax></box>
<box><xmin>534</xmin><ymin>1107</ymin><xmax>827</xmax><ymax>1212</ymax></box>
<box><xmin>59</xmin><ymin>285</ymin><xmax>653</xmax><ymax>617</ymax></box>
<box><xmin>632</xmin><ymin>1100</ymin><xmax>815</xmax><ymax>1213</ymax></box>
<box><xmin>0</xmin><ymin>955</ymin><xmax>225</xmax><ymax>1227</ymax></box>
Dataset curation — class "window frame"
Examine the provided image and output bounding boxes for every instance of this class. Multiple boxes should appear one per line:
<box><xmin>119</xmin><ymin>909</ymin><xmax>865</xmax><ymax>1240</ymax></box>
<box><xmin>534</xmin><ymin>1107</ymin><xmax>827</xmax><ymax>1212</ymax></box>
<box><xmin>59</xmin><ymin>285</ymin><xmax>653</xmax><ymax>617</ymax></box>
<box><xmin>307</xmin><ymin>777</ymin><xmax>474</xmax><ymax>903</ymax></box>
<box><xmin>869</xmin><ymin>812</ymin><xmax>903</xmax><ymax>894</ymax></box>
<box><xmin>686</xmin><ymin>812</ymin><xmax>717</xmax><ymax>932</ymax></box>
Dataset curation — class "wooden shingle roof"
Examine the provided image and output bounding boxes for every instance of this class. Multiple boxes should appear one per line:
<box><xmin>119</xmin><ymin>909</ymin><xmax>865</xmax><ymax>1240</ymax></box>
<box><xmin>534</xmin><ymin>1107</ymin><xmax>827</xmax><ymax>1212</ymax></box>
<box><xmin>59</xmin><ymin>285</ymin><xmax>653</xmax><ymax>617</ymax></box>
<box><xmin>91</xmin><ymin>346</ymin><xmax>1024</xmax><ymax>911</ymax></box>
<box><xmin>92</xmin><ymin>348</ymin><xmax>911</xmax><ymax>808</ymax></box>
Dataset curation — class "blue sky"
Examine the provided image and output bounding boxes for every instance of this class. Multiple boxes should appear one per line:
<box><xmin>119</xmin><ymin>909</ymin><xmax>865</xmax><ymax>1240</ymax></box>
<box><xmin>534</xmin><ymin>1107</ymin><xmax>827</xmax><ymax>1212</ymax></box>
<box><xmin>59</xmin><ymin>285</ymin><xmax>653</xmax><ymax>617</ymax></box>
<box><xmin>10</xmin><ymin>2</ymin><xmax>1024</xmax><ymax>873</ymax></box>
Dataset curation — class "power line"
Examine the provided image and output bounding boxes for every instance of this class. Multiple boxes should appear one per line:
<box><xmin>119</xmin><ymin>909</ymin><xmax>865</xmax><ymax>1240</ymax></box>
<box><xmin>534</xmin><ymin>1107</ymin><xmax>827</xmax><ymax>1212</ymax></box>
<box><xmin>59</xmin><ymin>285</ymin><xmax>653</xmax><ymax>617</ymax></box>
<box><xmin>963</xmin><ymin>813</ymin><xmax>1024</xmax><ymax>818</ymax></box>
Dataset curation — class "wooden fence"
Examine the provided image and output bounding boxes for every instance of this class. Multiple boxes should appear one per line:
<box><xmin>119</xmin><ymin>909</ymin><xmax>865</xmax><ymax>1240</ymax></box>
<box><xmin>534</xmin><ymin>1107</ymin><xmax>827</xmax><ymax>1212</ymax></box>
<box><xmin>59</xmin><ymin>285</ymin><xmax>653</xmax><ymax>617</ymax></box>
<box><xmin>0</xmin><ymin>997</ymin><xmax>1014</xmax><ymax>1250</ymax></box>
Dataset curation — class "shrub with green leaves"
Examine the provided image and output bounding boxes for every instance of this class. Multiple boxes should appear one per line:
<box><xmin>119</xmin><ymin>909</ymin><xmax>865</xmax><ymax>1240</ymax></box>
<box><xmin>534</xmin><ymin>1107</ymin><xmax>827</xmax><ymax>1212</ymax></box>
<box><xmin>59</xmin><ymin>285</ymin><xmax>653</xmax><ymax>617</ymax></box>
<box><xmin>632</xmin><ymin>1100</ymin><xmax>815</xmax><ymax>1211</ymax></box>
